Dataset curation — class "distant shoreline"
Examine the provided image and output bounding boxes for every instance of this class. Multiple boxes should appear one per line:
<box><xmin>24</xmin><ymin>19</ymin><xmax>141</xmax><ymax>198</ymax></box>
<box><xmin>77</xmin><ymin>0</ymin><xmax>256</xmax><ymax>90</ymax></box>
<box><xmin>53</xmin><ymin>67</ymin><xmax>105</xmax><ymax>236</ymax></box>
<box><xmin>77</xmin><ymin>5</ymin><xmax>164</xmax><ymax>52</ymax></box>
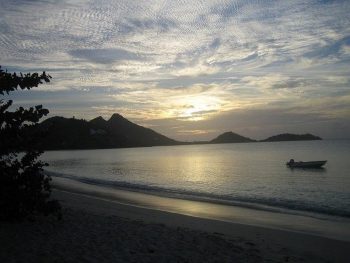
<box><xmin>41</xmin><ymin>137</ymin><xmax>327</xmax><ymax>152</ymax></box>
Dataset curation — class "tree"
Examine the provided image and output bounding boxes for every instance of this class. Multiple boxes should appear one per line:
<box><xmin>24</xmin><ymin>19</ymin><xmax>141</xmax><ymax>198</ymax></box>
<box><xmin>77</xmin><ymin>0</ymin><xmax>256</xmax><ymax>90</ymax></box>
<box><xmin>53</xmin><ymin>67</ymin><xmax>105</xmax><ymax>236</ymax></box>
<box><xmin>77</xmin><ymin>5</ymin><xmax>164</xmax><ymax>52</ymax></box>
<box><xmin>0</xmin><ymin>66</ymin><xmax>61</xmax><ymax>221</ymax></box>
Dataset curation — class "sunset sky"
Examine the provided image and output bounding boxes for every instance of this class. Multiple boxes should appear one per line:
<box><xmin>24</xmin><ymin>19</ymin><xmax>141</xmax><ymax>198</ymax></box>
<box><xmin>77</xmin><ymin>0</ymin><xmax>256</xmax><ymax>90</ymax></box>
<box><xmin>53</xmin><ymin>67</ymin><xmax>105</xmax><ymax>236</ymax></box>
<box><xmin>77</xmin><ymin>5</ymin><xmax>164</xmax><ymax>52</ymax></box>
<box><xmin>1</xmin><ymin>0</ymin><xmax>350</xmax><ymax>141</ymax></box>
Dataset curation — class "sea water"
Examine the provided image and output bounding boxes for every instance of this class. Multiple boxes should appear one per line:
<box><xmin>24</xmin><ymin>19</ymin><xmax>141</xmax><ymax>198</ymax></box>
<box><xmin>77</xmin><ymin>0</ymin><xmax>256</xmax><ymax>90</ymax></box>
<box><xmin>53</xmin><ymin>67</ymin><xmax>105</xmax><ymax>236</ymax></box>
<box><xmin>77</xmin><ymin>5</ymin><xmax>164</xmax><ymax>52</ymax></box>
<box><xmin>42</xmin><ymin>140</ymin><xmax>350</xmax><ymax>218</ymax></box>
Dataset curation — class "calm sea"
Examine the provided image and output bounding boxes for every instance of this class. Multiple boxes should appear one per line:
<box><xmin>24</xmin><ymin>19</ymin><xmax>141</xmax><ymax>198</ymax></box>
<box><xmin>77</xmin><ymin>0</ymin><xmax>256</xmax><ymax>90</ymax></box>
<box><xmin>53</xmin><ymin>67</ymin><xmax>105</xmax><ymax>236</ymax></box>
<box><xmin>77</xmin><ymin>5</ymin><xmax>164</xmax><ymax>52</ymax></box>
<box><xmin>42</xmin><ymin>140</ymin><xmax>350</xmax><ymax>218</ymax></box>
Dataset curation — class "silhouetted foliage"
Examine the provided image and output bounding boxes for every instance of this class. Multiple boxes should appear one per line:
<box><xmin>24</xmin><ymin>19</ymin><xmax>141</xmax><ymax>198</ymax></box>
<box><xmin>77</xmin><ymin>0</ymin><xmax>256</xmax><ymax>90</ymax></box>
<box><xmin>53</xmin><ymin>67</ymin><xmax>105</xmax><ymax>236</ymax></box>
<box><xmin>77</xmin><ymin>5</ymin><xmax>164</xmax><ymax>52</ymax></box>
<box><xmin>0</xmin><ymin>66</ymin><xmax>61</xmax><ymax>221</ymax></box>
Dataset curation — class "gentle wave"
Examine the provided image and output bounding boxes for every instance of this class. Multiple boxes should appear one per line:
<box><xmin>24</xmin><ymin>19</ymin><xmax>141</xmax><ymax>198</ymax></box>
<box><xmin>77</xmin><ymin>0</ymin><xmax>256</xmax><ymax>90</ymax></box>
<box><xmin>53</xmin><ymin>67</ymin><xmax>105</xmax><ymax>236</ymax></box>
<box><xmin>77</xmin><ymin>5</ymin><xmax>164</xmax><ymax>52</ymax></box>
<box><xmin>46</xmin><ymin>170</ymin><xmax>350</xmax><ymax>219</ymax></box>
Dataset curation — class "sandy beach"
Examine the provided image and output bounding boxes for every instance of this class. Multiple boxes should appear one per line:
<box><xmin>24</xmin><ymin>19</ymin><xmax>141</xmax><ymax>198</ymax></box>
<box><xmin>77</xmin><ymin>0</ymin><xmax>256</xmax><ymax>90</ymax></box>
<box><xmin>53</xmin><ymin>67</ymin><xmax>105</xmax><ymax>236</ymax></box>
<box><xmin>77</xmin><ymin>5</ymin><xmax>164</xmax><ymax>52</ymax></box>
<box><xmin>1</xmin><ymin>177</ymin><xmax>349</xmax><ymax>263</ymax></box>
<box><xmin>2</xmin><ymin>0</ymin><xmax>350</xmax><ymax>261</ymax></box>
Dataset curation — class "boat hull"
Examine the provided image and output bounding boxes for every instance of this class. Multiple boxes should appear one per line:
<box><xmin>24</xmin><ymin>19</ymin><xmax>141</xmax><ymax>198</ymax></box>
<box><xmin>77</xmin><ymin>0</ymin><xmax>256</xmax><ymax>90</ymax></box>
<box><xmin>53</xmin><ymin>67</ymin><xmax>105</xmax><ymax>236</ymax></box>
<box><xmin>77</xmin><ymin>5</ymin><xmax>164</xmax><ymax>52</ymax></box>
<box><xmin>286</xmin><ymin>160</ymin><xmax>327</xmax><ymax>168</ymax></box>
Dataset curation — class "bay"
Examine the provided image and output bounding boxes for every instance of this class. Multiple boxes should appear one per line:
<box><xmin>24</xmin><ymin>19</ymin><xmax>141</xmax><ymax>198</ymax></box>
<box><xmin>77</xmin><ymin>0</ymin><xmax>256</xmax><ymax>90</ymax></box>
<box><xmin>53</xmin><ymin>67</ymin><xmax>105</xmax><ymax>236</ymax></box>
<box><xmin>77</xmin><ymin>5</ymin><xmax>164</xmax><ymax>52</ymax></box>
<box><xmin>42</xmin><ymin>140</ymin><xmax>350</xmax><ymax>218</ymax></box>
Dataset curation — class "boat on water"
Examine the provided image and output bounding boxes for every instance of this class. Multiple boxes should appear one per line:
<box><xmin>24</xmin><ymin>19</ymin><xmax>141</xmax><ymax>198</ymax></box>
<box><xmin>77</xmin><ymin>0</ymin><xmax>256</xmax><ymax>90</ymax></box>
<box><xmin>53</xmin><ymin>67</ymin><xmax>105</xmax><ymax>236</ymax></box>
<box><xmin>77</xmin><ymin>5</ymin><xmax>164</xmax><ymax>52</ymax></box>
<box><xmin>286</xmin><ymin>159</ymin><xmax>327</xmax><ymax>168</ymax></box>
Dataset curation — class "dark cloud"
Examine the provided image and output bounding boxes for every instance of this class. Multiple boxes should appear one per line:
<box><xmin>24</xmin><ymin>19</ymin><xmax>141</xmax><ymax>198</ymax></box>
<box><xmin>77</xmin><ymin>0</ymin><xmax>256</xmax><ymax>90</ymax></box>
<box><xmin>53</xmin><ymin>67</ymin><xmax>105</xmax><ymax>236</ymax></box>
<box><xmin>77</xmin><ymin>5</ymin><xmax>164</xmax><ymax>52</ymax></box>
<box><xmin>68</xmin><ymin>48</ymin><xmax>143</xmax><ymax>64</ymax></box>
<box><xmin>303</xmin><ymin>36</ymin><xmax>350</xmax><ymax>59</ymax></box>
<box><xmin>209</xmin><ymin>38</ymin><xmax>221</xmax><ymax>49</ymax></box>
<box><xmin>118</xmin><ymin>17</ymin><xmax>177</xmax><ymax>34</ymax></box>
<box><xmin>270</xmin><ymin>80</ymin><xmax>306</xmax><ymax>89</ymax></box>
<box><xmin>210</xmin><ymin>1</ymin><xmax>243</xmax><ymax>21</ymax></box>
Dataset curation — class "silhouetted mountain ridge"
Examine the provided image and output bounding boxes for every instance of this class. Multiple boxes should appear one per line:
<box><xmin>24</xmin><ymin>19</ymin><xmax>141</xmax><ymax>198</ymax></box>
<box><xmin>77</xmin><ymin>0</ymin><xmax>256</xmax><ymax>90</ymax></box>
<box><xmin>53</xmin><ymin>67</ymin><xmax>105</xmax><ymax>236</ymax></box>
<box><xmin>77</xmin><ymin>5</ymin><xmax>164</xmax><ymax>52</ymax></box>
<box><xmin>38</xmin><ymin>114</ymin><xmax>177</xmax><ymax>150</ymax></box>
<box><xmin>36</xmin><ymin>114</ymin><xmax>322</xmax><ymax>150</ymax></box>
<box><xmin>90</xmin><ymin>116</ymin><xmax>106</xmax><ymax>128</ymax></box>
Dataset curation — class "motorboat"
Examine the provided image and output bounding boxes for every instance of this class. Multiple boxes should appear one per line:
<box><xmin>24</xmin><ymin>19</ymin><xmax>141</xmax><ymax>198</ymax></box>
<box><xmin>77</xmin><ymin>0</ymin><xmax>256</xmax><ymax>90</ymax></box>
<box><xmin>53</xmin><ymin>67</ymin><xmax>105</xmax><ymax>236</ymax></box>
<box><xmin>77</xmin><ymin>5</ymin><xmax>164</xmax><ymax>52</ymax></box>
<box><xmin>286</xmin><ymin>159</ymin><xmax>327</xmax><ymax>168</ymax></box>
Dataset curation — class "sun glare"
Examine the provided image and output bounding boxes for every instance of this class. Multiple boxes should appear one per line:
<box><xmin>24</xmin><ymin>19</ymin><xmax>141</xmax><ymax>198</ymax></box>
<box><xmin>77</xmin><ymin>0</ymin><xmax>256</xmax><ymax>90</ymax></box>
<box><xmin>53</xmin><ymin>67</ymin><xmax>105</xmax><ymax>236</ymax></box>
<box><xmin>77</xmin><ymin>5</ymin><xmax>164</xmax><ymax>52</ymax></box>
<box><xmin>177</xmin><ymin>96</ymin><xmax>221</xmax><ymax>121</ymax></box>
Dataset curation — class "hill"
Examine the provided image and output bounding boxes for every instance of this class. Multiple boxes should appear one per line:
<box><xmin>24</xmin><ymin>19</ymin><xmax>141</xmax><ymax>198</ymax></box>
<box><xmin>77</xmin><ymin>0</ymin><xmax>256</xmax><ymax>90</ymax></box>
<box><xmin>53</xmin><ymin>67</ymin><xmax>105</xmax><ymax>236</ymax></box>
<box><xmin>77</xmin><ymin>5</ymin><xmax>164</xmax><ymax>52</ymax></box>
<box><xmin>261</xmin><ymin>133</ymin><xmax>322</xmax><ymax>142</ymax></box>
<box><xmin>210</xmin><ymin>131</ymin><xmax>256</xmax><ymax>144</ymax></box>
<box><xmin>37</xmin><ymin>114</ymin><xmax>178</xmax><ymax>150</ymax></box>
<box><xmin>35</xmin><ymin>115</ymin><xmax>323</xmax><ymax>150</ymax></box>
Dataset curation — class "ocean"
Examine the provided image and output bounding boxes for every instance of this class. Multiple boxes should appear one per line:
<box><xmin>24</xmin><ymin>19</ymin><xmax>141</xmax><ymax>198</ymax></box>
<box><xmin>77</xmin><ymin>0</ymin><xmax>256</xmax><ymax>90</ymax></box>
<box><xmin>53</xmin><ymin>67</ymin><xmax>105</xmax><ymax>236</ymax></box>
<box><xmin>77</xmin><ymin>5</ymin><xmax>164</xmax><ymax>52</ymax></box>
<box><xmin>42</xmin><ymin>140</ymin><xmax>350</xmax><ymax>219</ymax></box>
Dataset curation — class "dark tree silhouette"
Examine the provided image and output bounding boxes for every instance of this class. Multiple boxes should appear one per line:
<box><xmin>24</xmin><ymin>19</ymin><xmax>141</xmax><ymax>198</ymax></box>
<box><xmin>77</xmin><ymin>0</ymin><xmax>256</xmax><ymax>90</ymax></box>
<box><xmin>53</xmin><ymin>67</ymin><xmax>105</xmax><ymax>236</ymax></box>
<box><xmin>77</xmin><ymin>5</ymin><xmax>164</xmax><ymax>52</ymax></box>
<box><xmin>0</xmin><ymin>66</ymin><xmax>61</xmax><ymax>221</ymax></box>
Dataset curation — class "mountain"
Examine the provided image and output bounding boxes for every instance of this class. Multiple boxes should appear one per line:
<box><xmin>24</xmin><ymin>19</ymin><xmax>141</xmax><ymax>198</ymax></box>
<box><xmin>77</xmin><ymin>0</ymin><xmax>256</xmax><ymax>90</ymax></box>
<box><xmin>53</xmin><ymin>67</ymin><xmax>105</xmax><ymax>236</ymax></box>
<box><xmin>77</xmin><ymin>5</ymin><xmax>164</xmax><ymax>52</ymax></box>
<box><xmin>104</xmin><ymin>113</ymin><xmax>178</xmax><ymax>147</ymax></box>
<box><xmin>89</xmin><ymin>116</ymin><xmax>107</xmax><ymax>129</ymax></box>
<box><xmin>210</xmin><ymin>131</ymin><xmax>256</xmax><ymax>144</ymax></box>
<box><xmin>261</xmin><ymin>133</ymin><xmax>322</xmax><ymax>142</ymax></box>
<box><xmin>37</xmin><ymin>114</ymin><xmax>178</xmax><ymax>150</ymax></box>
<box><xmin>35</xmin><ymin>114</ymin><xmax>323</xmax><ymax>150</ymax></box>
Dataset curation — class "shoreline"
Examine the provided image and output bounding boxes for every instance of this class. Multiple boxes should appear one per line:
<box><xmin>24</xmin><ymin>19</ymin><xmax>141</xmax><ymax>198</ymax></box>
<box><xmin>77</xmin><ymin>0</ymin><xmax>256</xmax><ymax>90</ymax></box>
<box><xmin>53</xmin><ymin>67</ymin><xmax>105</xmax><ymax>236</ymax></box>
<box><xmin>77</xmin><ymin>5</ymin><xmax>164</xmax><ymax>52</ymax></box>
<box><xmin>49</xmin><ymin>172</ymin><xmax>349</xmax><ymax>220</ymax></box>
<box><xmin>53</xmin><ymin>189</ymin><xmax>349</xmax><ymax>262</ymax></box>
<box><xmin>38</xmin><ymin>138</ymin><xmax>330</xmax><ymax>152</ymax></box>
<box><xmin>52</xmin><ymin>176</ymin><xmax>350</xmax><ymax>243</ymax></box>
<box><xmin>1</xmin><ymin>185</ymin><xmax>349</xmax><ymax>262</ymax></box>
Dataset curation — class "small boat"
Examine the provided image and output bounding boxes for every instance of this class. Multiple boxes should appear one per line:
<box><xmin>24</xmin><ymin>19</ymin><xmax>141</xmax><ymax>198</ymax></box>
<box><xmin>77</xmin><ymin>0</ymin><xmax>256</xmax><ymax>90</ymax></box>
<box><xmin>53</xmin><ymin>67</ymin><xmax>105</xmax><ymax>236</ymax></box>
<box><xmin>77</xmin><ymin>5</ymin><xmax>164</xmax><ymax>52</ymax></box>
<box><xmin>286</xmin><ymin>159</ymin><xmax>327</xmax><ymax>168</ymax></box>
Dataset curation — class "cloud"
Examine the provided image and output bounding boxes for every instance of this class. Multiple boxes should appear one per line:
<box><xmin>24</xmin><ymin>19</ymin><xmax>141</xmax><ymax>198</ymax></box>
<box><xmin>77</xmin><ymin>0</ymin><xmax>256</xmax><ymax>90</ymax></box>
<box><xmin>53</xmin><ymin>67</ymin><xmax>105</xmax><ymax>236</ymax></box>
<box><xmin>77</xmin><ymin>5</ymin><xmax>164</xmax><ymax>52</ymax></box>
<box><xmin>68</xmin><ymin>48</ymin><xmax>143</xmax><ymax>64</ymax></box>
<box><xmin>1</xmin><ymin>0</ymin><xmax>350</xmax><ymax>139</ymax></box>
<box><xmin>118</xmin><ymin>17</ymin><xmax>177</xmax><ymax>34</ymax></box>
<box><xmin>172</xmin><ymin>63</ymin><xmax>219</xmax><ymax>77</ymax></box>
<box><xmin>303</xmin><ymin>35</ymin><xmax>350</xmax><ymax>61</ymax></box>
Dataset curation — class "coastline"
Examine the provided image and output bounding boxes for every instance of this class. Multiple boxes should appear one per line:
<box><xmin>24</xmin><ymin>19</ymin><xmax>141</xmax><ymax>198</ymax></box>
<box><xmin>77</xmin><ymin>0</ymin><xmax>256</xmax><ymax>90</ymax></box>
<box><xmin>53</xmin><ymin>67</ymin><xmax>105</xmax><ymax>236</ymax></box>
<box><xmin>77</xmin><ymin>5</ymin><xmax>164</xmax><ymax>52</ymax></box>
<box><xmin>1</xmin><ymin>181</ymin><xmax>349</xmax><ymax>262</ymax></box>
<box><xmin>42</xmin><ymin>139</ymin><xmax>350</xmax><ymax>221</ymax></box>
<box><xmin>54</xmin><ymin>190</ymin><xmax>349</xmax><ymax>261</ymax></box>
<box><xmin>52</xmin><ymin>176</ymin><xmax>350</xmax><ymax>242</ymax></box>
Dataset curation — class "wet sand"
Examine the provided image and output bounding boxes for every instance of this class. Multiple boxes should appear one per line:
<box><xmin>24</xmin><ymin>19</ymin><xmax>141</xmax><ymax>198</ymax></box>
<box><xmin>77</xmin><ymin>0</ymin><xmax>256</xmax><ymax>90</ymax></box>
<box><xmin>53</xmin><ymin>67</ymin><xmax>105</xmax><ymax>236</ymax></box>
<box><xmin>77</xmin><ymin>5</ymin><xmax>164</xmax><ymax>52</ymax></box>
<box><xmin>0</xmin><ymin>177</ymin><xmax>349</xmax><ymax>262</ymax></box>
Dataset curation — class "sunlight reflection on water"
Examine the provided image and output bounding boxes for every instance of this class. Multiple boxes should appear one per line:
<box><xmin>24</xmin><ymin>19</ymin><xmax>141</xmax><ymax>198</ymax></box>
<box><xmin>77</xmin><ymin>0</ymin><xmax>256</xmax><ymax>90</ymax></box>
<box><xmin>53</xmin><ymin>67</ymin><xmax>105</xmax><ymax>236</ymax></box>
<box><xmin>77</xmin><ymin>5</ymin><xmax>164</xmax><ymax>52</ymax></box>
<box><xmin>42</xmin><ymin>140</ymin><xmax>350</xmax><ymax>217</ymax></box>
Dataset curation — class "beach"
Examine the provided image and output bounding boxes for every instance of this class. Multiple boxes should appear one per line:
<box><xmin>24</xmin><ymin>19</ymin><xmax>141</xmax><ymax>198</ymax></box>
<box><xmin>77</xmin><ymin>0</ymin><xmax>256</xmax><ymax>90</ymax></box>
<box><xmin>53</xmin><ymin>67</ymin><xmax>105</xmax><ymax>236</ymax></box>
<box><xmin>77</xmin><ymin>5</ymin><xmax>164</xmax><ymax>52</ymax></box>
<box><xmin>1</xmin><ymin>177</ymin><xmax>349</xmax><ymax>263</ymax></box>
<box><xmin>2</xmin><ymin>0</ymin><xmax>350</xmax><ymax>261</ymax></box>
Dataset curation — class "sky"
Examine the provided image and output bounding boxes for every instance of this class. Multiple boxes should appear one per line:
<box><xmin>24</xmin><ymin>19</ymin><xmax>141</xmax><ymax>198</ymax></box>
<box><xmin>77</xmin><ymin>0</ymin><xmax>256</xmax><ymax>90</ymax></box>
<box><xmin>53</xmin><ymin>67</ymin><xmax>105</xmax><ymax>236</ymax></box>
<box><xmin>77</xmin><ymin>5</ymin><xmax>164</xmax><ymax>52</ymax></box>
<box><xmin>1</xmin><ymin>0</ymin><xmax>350</xmax><ymax>141</ymax></box>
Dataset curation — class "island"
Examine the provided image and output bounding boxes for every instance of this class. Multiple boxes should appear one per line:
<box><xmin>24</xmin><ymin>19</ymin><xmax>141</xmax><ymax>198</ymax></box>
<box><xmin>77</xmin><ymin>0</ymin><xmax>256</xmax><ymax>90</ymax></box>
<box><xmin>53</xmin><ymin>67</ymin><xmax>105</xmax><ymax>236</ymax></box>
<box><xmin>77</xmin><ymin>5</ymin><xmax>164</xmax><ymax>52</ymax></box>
<box><xmin>261</xmin><ymin>133</ymin><xmax>322</xmax><ymax>142</ymax></box>
<box><xmin>210</xmin><ymin>131</ymin><xmax>256</xmax><ymax>144</ymax></box>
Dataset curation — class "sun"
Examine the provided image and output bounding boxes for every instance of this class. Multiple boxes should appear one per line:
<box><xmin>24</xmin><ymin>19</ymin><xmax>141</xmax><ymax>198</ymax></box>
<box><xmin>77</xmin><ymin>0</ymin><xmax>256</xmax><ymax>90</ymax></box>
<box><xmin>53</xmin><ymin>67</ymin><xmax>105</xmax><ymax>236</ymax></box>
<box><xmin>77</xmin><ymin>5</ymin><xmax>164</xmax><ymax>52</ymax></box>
<box><xmin>178</xmin><ymin>96</ymin><xmax>221</xmax><ymax>121</ymax></box>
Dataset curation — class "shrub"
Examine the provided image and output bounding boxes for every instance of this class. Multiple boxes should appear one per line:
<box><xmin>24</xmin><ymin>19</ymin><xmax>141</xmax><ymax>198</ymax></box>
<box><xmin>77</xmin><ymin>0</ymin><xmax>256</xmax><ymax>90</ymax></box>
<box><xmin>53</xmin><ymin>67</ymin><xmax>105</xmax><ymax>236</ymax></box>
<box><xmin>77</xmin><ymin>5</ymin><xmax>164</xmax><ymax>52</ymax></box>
<box><xmin>0</xmin><ymin>66</ymin><xmax>61</xmax><ymax>221</ymax></box>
